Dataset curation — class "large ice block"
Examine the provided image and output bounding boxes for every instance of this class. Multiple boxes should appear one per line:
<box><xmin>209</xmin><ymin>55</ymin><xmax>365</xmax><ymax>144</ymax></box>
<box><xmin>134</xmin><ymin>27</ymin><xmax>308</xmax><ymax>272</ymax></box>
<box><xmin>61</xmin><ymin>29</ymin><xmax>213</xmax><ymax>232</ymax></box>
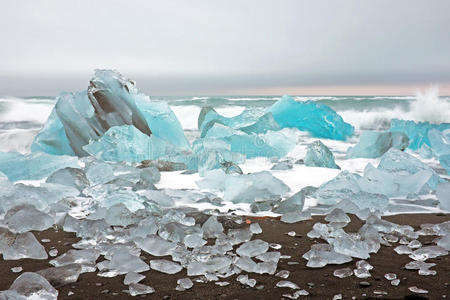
<box><xmin>304</xmin><ymin>140</ymin><xmax>340</xmax><ymax>169</ymax></box>
<box><xmin>32</xmin><ymin>70</ymin><xmax>189</xmax><ymax>157</ymax></box>
<box><xmin>6</xmin><ymin>272</ymin><xmax>58</xmax><ymax>300</ymax></box>
<box><xmin>197</xmin><ymin>169</ymin><xmax>289</xmax><ymax>203</ymax></box>
<box><xmin>347</xmin><ymin>131</ymin><xmax>409</xmax><ymax>158</ymax></box>
<box><xmin>428</xmin><ymin>129</ymin><xmax>450</xmax><ymax>174</ymax></box>
<box><xmin>0</xmin><ymin>152</ymin><xmax>79</xmax><ymax>181</ymax></box>
<box><xmin>389</xmin><ymin>119</ymin><xmax>450</xmax><ymax>150</ymax></box>
<box><xmin>267</xmin><ymin>95</ymin><xmax>354</xmax><ymax>140</ymax></box>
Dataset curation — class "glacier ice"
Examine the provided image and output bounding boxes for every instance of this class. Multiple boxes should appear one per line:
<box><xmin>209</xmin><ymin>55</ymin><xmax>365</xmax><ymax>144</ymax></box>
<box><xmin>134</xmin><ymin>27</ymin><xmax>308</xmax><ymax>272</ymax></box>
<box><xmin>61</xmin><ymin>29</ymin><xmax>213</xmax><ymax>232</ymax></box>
<box><xmin>389</xmin><ymin>119</ymin><xmax>450</xmax><ymax>150</ymax></box>
<box><xmin>304</xmin><ymin>140</ymin><xmax>340</xmax><ymax>169</ymax></box>
<box><xmin>436</xmin><ymin>182</ymin><xmax>450</xmax><ymax>211</ymax></box>
<box><xmin>267</xmin><ymin>95</ymin><xmax>354</xmax><ymax>140</ymax></box>
<box><xmin>0</xmin><ymin>151</ymin><xmax>78</xmax><ymax>181</ymax></box>
<box><xmin>347</xmin><ymin>131</ymin><xmax>409</xmax><ymax>158</ymax></box>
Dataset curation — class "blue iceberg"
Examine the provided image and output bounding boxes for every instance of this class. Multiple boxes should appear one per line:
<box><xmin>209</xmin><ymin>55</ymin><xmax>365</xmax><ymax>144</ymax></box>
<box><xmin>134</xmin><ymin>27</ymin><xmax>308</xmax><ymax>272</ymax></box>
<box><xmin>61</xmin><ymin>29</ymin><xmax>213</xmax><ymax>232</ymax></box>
<box><xmin>389</xmin><ymin>119</ymin><xmax>450</xmax><ymax>150</ymax></box>
<box><xmin>347</xmin><ymin>131</ymin><xmax>409</xmax><ymax>158</ymax></box>
<box><xmin>267</xmin><ymin>95</ymin><xmax>354</xmax><ymax>140</ymax></box>
<box><xmin>428</xmin><ymin>129</ymin><xmax>450</xmax><ymax>174</ymax></box>
<box><xmin>32</xmin><ymin>70</ymin><xmax>189</xmax><ymax>157</ymax></box>
<box><xmin>304</xmin><ymin>140</ymin><xmax>340</xmax><ymax>169</ymax></box>
<box><xmin>0</xmin><ymin>152</ymin><xmax>79</xmax><ymax>181</ymax></box>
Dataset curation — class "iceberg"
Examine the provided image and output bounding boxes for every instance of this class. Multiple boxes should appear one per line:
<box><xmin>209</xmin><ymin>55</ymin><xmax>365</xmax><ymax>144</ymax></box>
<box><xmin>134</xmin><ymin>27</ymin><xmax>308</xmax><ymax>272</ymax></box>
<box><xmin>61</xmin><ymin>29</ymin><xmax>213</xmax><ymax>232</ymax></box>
<box><xmin>304</xmin><ymin>140</ymin><xmax>340</xmax><ymax>169</ymax></box>
<box><xmin>32</xmin><ymin>70</ymin><xmax>189</xmax><ymax>157</ymax></box>
<box><xmin>0</xmin><ymin>151</ymin><xmax>79</xmax><ymax>181</ymax></box>
<box><xmin>196</xmin><ymin>169</ymin><xmax>290</xmax><ymax>203</ymax></box>
<box><xmin>347</xmin><ymin>131</ymin><xmax>409</xmax><ymax>158</ymax></box>
<box><xmin>389</xmin><ymin>119</ymin><xmax>450</xmax><ymax>150</ymax></box>
<box><xmin>267</xmin><ymin>95</ymin><xmax>354</xmax><ymax>140</ymax></box>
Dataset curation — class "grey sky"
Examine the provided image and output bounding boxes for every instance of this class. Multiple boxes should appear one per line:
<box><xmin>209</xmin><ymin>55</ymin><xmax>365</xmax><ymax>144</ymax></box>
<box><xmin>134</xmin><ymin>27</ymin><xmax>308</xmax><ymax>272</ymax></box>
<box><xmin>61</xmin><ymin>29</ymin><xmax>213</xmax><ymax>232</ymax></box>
<box><xmin>0</xmin><ymin>0</ymin><xmax>449</xmax><ymax>96</ymax></box>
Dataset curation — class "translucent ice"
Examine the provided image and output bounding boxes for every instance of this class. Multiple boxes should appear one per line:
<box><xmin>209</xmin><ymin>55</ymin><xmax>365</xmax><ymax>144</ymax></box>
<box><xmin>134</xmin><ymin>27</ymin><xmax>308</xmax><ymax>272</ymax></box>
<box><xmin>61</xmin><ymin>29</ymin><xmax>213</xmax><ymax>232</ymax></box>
<box><xmin>276</xmin><ymin>280</ymin><xmax>300</xmax><ymax>289</ymax></box>
<box><xmin>267</xmin><ymin>95</ymin><xmax>354</xmax><ymax>140</ymax></box>
<box><xmin>135</xmin><ymin>235</ymin><xmax>177</xmax><ymax>256</ymax></box>
<box><xmin>325</xmin><ymin>208</ymin><xmax>351</xmax><ymax>224</ymax></box>
<box><xmin>149</xmin><ymin>259</ymin><xmax>182</xmax><ymax>274</ymax></box>
<box><xmin>6</xmin><ymin>272</ymin><xmax>58</xmax><ymax>300</ymax></box>
<box><xmin>409</xmin><ymin>246</ymin><xmax>448</xmax><ymax>261</ymax></box>
<box><xmin>129</xmin><ymin>283</ymin><xmax>155</xmax><ymax>296</ymax></box>
<box><xmin>202</xmin><ymin>215</ymin><xmax>224</xmax><ymax>238</ymax></box>
<box><xmin>237</xmin><ymin>274</ymin><xmax>257</xmax><ymax>287</ymax></box>
<box><xmin>347</xmin><ymin>131</ymin><xmax>409</xmax><ymax>158</ymax></box>
<box><xmin>304</xmin><ymin>140</ymin><xmax>340</xmax><ymax>169</ymax></box>
<box><xmin>176</xmin><ymin>278</ymin><xmax>193</xmax><ymax>291</ymax></box>
<box><xmin>124</xmin><ymin>272</ymin><xmax>145</xmax><ymax>285</ymax></box>
<box><xmin>0</xmin><ymin>229</ymin><xmax>48</xmax><ymax>260</ymax></box>
<box><xmin>49</xmin><ymin>249</ymin><xmax>100</xmax><ymax>273</ymax></box>
<box><xmin>273</xmin><ymin>190</ymin><xmax>306</xmax><ymax>214</ymax></box>
<box><xmin>4</xmin><ymin>205</ymin><xmax>54</xmax><ymax>233</ymax></box>
<box><xmin>333</xmin><ymin>267</ymin><xmax>352</xmax><ymax>278</ymax></box>
<box><xmin>46</xmin><ymin>167</ymin><xmax>90</xmax><ymax>192</ymax></box>
<box><xmin>236</xmin><ymin>239</ymin><xmax>269</xmax><ymax>257</ymax></box>
<box><xmin>280</xmin><ymin>211</ymin><xmax>311</xmax><ymax>224</ymax></box>
<box><xmin>37</xmin><ymin>264</ymin><xmax>82</xmax><ymax>288</ymax></box>
<box><xmin>187</xmin><ymin>257</ymin><xmax>232</xmax><ymax>276</ymax></box>
<box><xmin>0</xmin><ymin>151</ymin><xmax>78</xmax><ymax>181</ymax></box>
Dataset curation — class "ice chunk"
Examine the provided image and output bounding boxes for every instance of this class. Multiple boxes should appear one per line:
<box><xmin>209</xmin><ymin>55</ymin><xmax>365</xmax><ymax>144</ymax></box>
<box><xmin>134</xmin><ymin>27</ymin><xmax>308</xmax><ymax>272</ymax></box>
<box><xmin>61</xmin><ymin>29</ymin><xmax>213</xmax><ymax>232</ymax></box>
<box><xmin>5</xmin><ymin>205</ymin><xmax>54</xmax><ymax>233</ymax></box>
<box><xmin>280</xmin><ymin>211</ymin><xmax>311</xmax><ymax>224</ymax></box>
<box><xmin>276</xmin><ymin>280</ymin><xmax>300</xmax><ymax>289</ymax></box>
<box><xmin>149</xmin><ymin>259</ymin><xmax>182</xmax><ymax>274</ymax></box>
<box><xmin>124</xmin><ymin>272</ymin><xmax>145</xmax><ymax>285</ymax></box>
<box><xmin>428</xmin><ymin>128</ymin><xmax>450</xmax><ymax>156</ymax></box>
<box><xmin>0</xmin><ymin>152</ymin><xmax>78</xmax><ymax>181</ymax></box>
<box><xmin>129</xmin><ymin>283</ymin><xmax>155</xmax><ymax>296</ymax></box>
<box><xmin>197</xmin><ymin>170</ymin><xmax>289</xmax><ymax>203</ymax></box>
<box><xmin>275</xmin><ymin>270</ymin><xmax>290</xmax><ymax>278</ymax></box>
<box><xmin>333</xmin><ymin>268</ymin><xmax>352</xmax><ymax>278</ymax></box>
<box><xmin>83</xmin><ymin>125</ymin><xmax>188</xmax><ymax>163</ymax></box>
<box><xmin>305</xmin><ymin>140</ymin><xmax>340</xmax><ymax>169</ymax></box>
<box><xmin>0</xmin><ymin>229</ymin><xmax>48</xmax><ymax>260</ymax></box>
<box><xmin>236</xmin><ymin>239</ymin><xmax>269</xmax><ymax>257</ymax></box>
<box><xmin>50</xmin><ymin>249</ymin><xmax>100</xmax><ymax>273</ymax></box>
<box><xmin>439</xmin><ymin>154</ymin><xmax>450</xmax><ymax>175</ymax></box>
<box><xmin>46</xmin><ymin>167</ymin><xmax>89</xmax><ymax>192</ymax></box>
<box><xmin>187</xmin><ymin>257</ymin><xmax>232</xmax><ymax>276</ymax></box>
<box><xmin>237</xmin><ymin>274</ymin><xmax>257</xmax><ymax>287</ymax></box>
<box><xmin>249</xmin><ymin>223</ymin><xmax>263</xmax><ymax>234</ymax></box>
<box><xmin>7</xmin><ymin>272</ymin><xmax>58</xmax><ymax>300</ymax></box>
<box><xmin>107</xmin><ymin>249</ymin><xmax>149</xmax><ymax>275</ymax></box>
<box><xmin>389</xmin><ymin>119</ymin><xmax>450</xmax><ymax>150</ymax></box>
<box><xmin>273</xmin><ymin>190</ymin><xmax>305</xmax><ymax>214</ymax></box>
<box><xmin>37</xmin><ymin>264</ymin><xmax>82</xmax><ymax>288</ymax></box>
<box><xmin>135</xmin><ymin>235</ymin><xmax>177</xmax><ymax>256</ymax></box>
<box><xmin>267</xmin><ymin>95</ymin><xmax>354</xmax><ymax>140</ymax></box>
<box><xmin>176</xmin><ymin>278</ymin><xmax>193</xmax><ymax>291</ymax></box>
<box><xmin>325</xmin><ymin>208</ymin><xmax>350</xmax><ymax>224</ymax></box>
<box><xmin>419</xmin><ymin>143</ymin><xmax>434</xmax><ymax>158</ymax></box>
<box><xmin>347</xmin><ymin>131</ymin><xmax>409</xmax><ymax>158</ymax></box>
<box><xmin>378</xmin><ymin>148</ymin><xmax>442</xmax><ymax>190</ymax></box>
<box><xmin>437</xmin><ymin>234</ymin><xmax>450</xmax><ymax>250</ymax></box>
<box><xmin>409</xmin><ymin>246</ymin><xmax>448</xmax><ymax>261</ymax></box>
<box><xmin>408</xmin><ymin>286</ymin><xmax>428</xmax><ymax>294</ymax></box>
<box><xmin>202</xmin><ymin>215</ymin><xmax>224</xmax><ymax>238</ymax></box>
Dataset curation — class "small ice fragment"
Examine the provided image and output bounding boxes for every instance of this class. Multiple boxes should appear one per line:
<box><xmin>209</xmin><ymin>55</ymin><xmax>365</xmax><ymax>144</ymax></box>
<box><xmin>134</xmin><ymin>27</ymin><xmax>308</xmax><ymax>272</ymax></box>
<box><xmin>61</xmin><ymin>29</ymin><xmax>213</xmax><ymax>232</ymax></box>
<box><xmin>49</xmin><ymin>249</ymin><xmax>58</xmax><ymax>257</ymax></box>
<box><xmin>11</xmin><ymin>267</ymin><xmax>23</xmax><ymax>273</ymax></box>
<box><xmin>408</xmin><ymin>286</ymin><xmax>428</xmax><ymax>294</ymax></box>
<box><xmin>215</xmin><ymin>281</ymin><xmax>230</xmax><ymax>286</ymax></box>
<box><xmin>236</xmin><ymin>239</ymin><xmax>269</xmax><ymax>257</ymax></box>
<box><xmin>407</xmin><ymin>240</ymin><xmax>422</xmax><ymax>249</ymax></box>
<box><xmin>124</xmin><ymin>272</ymin><xmax>145</xmax><ymax>285</ymax></box>
<box><xmin>280</xmin><ymin>211</ymin><xmax>311</xmax><ymax>224</ymax></box>
<box><xmin>256</xmin><ymin>252</ymin><xmax>281</xmax><ymax>263</ymax></box>
<box><xmin>325</xmin><ymin>208</ymin><xmax>351</xmax><ymax>223</ymax></box>
<box><xmin>391</xmin><ymin>279</ymin><xmax>400</xmax><ymax>286</ymax></box>
<box><xmin>333</xmin><ymin>294</ymin><xmax>343</xmax><ymax>300</ymax></box>
<box><xmin>176</xmin><ymin>278</ymin><xmax>193</xmax><ymax>291</ymax></box>
<box><xmin>8</xmin><ymin>272</ymin><xmax>58</xmax><ymax>299</ymax></box>
<box><xmin>304</xmin><ymin>140</ymin><xmax>340</xmax><ymax>169</ymax></box>
<box><xmin>418</xmin><ymin>268</ymin><xmax>437</xmax><ymax>276</ymax></box>
<box><xmin>287</xmin><ymin>231</ymin><xmax>296</xmax><ymax>237</ymax></box>
<box><xmin>355</xmin><ymin>260</ymin><xmax>373</xmax><ymax>271</ymax></box>
<box><xmin>373</xmin><ymin>290</ymin><xmax>388</xmax><ymax>295</ymax></box>
<box><xmin>37</xmin><ymin>264</ymin><xmax>82</xmax><ymax>288</ymax></box>
<box><xmin>269</xmin><ymin>243</ymin><xmax>282</xmax><ymax>250</ymax></box>
<box><xmin>237</xmin><ymin>274</ymin><xmax>256</xmax><ymax>287</ymax></box>
<box><xmin>394</xmin><ymin>245</ymin><xmax>412</xmax><ymax>255</ymax></box>
<box><xmin>68</xmin><ymin>291</ymin><xmax>74</xmax><ymax>296</ymax></box>
<box><xmin>129</xmin><ymin>283</ymin><xmax>155</xmax><ymax>296</ymax></box>
<box><xmin>41</xmin><ymin>239</ymin><xmax>51</xmax><ymax>243</ymax></box>
<box><xmin>249</xmin><ymin>223</ymin><xmax>262</xmax><ymax>234</ymax></box>
<box><xmin>184</xmin><ymin>234</ymin><xmax>207</xmax><ymax>248</ymax></box>
<box><xmin>409</xmin><ymin>246</ymin><xmax>448</xmax><ymax>261</ymax></box>
<box><xmin>275</xmin><ymin>270</ymin><xmax>290</xmax><ymax>279</ymax></box>
<box><xmin>276</xmin><ymin>280</ymin><xmax>300</xmax><ymax>289</ymax></box>
<box><xmin>384</xmin><ymin>273</ymin><xmax>397</xmax><ymax>280</ymax></box>
<box><xmin>283</xmin><ymin>290</ymin><xmax>309</xmax><ymax>299</ymax></box>
<box><xmin>150</xmin><ymin>259</ymin><xmax>182</xmax><ymax>274</ymax></box>
<box><xmin>202</xmin><ymin>216</ymin><xmax>224</xmax><ymax>238</ymax></box>
<box><xmin>333</xmin><ymin>268</ymin><xmax>353</xmax><ymax>278</ymax></box>
<box><xmin>353</xmin><ymin>268</ymin><xmax>371</xmax><ymax>279</ymax></box>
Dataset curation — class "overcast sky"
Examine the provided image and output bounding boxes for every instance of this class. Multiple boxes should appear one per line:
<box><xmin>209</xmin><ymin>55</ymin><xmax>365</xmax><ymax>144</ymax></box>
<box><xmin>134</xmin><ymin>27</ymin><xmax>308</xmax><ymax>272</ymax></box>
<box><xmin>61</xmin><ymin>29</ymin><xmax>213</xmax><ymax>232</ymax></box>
<box><xmin>0</xmin><ymin>0</ymin><xmax>449</xmax><ymax>96</ymax></box>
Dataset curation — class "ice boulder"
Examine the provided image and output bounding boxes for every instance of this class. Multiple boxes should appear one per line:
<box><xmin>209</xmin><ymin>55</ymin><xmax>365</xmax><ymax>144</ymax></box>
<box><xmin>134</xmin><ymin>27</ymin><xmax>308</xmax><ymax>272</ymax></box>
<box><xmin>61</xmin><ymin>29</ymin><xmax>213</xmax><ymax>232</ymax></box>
<box><xmin>378</xmin><ymin>148</ymin><xmax>442</xmax><ymax>190</ymax></box>
<box><xmin>197</xmin><ymin>169</ymin><xmax>290</xmax><ymax>203</ymax></box>
<box><xmin>304</xmin><ymin>140</ymin><xmax>340</xmax><ymax>169</ymax></box>
<box><xmin>0</xmin><ymin>228</ymin><xmax>48</xmax><ymax>260</ymax></box>
<box><xmin>389</xmin><ymin>119</ymin><xmax>450</xmax><ymax>150</ymax></box>
<box><xmin>3</xmin><ymin>272</ymin><xmax>58</xmax><ymax>300</ymax></box>
<box><xmin>267</xmin><ymin>95</ymin><xmax>354</xmax><ymax>140</ymax></box>
<box><xmin>0</xmin><ymin>151</ymin><xmax>79</xmax><ymax>181</ymax></box>
<box><xmin>347</xmin><ymin>131</ymin><xmax>409</xmax><ymax>158</ymax></box>
<box><xmin>32</xmin><ymin>70</ymin><xmax>189</xmax><ymax>157</ymax></box>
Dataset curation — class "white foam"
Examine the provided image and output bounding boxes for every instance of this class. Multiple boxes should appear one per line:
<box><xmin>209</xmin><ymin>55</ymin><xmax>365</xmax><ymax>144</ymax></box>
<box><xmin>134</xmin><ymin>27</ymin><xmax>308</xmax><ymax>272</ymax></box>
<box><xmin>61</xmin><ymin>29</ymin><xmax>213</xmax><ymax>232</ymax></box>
<box><xmin>410</xmin><ymin>86</ymin><xmax>450</xmax><ymax>124</ymax></box>
<box><xmin>0</xmin><ymin>97</ymin><xmax>54</xmax><ymax>124</ymax></box>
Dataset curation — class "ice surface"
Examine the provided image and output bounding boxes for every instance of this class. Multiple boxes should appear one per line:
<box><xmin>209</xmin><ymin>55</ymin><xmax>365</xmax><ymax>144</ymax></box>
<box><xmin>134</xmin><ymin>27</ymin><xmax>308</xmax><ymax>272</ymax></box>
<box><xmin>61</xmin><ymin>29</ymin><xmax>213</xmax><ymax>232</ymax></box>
<box><xmin>46</xmin><ymin>167</ymin><xmax>90</xmax><ymax>192</ymax></box>
<box><xmin>4</xmin><ymin>205</ymin><xmax>54</xmax><ymax>233</ymax></box>
<box><xmin>0</xmin><ymin>151</ymin><xmax>78</xmax><ymax>181</ymax></box>
<box><xmin>236</xmin><ymin>239</ymin><xmax>269</xmax><ymax>257</ymax></box>
<box><xmin>304</xmin><ymin>140</ymin><xmax>340</xmax><ymax>169</ymax></box>
<box><xmin>384</xmin><ymin>273</ymin><xmax>397</xmax><ymax>280</ymax></box>
<box><xmin>149</xmin><ymin>259</ymin><xmax>182</xmax><ymax>274</ymax></box>
<box><xmin>249</xmin><ymin>223</ymin><xmax>263</xmax><ymax>234</ymax></box>
<box><xmin>267</xmin><ymin>95</ymin><xmax>354</xmax><ymax>140</ymax></box>
<box><xmin>6</xmin><ymin>272</ymin><xmax>58</xmax><ymax>300</ymax></box>
<box><xmin>197</xmin><ymin>170</ymin><xmax>289</xmax><ymax>203</ymax></box>
<box><xmin>347</xmin><ymin>131</ymin><xmax>409</xmax><ymax>158</ymax></box>
<box><xmin>408</xmin><ymin>286</ymin><xmax>428</xmax><ymax>294</ymax></box>
<box><xmin>275</xmin><ymin>270</ymin><xmax>290</xmax><ymax>279</ymax></box>
<box><xmin>437</xmin><ymin>234</ymin><xmax>450</xmax><ymax>250</ymax></box>
<box><xmin>389</xmin><ymin>119</ymin><xmax>450</xmax><ymax>150</ymax></box>
<box><xmin>0</xmin><ymin>229</ymin><xmax>48</xmax><ymax>260</ymax></box>
<box><xmin>107</xmin><ymin>249</ymin><xmax>149</xmax><ymax>275</ymax></box>
<box><xmin>37</xmin><ymin>264</ymin><xmax>82</xmax><ymax>288</ymax></box>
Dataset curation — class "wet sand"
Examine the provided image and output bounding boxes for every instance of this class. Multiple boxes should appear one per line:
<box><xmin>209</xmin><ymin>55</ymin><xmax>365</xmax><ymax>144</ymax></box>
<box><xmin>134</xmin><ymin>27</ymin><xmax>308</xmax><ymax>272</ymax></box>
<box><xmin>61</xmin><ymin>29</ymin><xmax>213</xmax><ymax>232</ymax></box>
<box><xmin>0</xmin><ymin>213</ymin><xmax>448</xmax><ymax>300</ymax></box>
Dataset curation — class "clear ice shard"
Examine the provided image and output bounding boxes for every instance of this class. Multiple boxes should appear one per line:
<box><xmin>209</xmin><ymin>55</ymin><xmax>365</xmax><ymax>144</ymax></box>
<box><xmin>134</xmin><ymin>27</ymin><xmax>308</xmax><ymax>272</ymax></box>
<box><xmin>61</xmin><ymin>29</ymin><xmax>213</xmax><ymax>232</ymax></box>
<box><xmin>176</xmin><ymin>278</ymin><xmax>193</xmax><ymax>291</ymax></box>
<box><xmin>4</xmin><ymin>272</ymin><xmax>58</xmax><ymax>300</ymax></box>
<box><xmin>267</xmin><ymin>95</ymin><xmax>354</xmax><ymax>140</ymax></box>
<box><xmin>33</xmin><ymin>69</ymin><xmax>189</xmax><ymax>157</ymax></box>
<box><xmin>187</xmin><ymin>257</ymin><xmax>232</xmax><ymax>276</ymax></box>
<box><xmin>49</xmin><ymin>249</ymin><xmax>100</xmax><ymax>273</ymax></box>
<box><xmin>0</xmin><ymin>229</ymin><xmax>48</xmax><ymax>260</ymax></box>
<box><xmin>377</xmin><ymin>148</ymin><xmax>442</xmax><ymax>190</ymax></box>
<box><xmin>4</xmin><ymin>205</ymin><xmax>54</xmax><ymax>233</ymax></box>
<box><xmin>280</xmin><ymin>211</ymin><xmax>311</xmax><ymax>224</ymax></box>
<box><xmin>273</xmin><ymin>190</ymin><xmax>306</xmax><ymax>214</ymax></box>
<box><xmin>37</xmin><ymin>264</ymin><xmax>82</xmax><ymax>288</ymax></box>
<box><xmin>237</xmin><ymin>274</ymin><xmax>257</xmax><ymax>287</ymax></box>
<box><xmin>129</xmin><ymin>283</ymin><xmax>155</xmax><ymax>296</ymax></box>
<box><xmin>197</xmin><ymin>169</ymin><xmax>289</xmax><ymax>203</ymax></box>
<box><xmin>202</xmin><ymin>215</ymin><xmax>224</xmax><ymax>238</ymax></box>
<box><xmin>325</xmin><ymin>208</ymin><xmax>351</xmax><ymax>223</ymax></box>
<box><xmin>389</xmin><ymin>119</ymin><xmax>450</xmax><ymax>150</ymax></box>
<box><xmin>347</xmin><ymin>131</ymin><xmax>409</xmax><ymax>158</ymax></box>
<box><xmin>333</xmin><ymin>268</ymin><xmax>352</xmax><ymax>278</ymax></box>
<box><xmin>149</xmin><ymin>259</ymin><xmax>182</xmax><ymax>274</ymax></box>
<box><xmin>124</xmin><ymin>272</ymin><xmax>145</xmax><ymax>285</ymax></box>
<box><xmin>304</xmin><ymin>140</ymin><xmax>340</xmax><ymax>169</ymax></box>
<box><xmin>276</xmin><ymin>280</ymin><xmax>300</xmax><ymax>289</ymax></box>
<box><xmin>135</xmin><ymin>235</ymin><xmax>177</xmax><ymax>256</ymax></box>
<box><xmin>46</xmin><ymin>167</ymin><xmax>90</xmax><ymax>192</ymax></box>
<box><xmin>0</xmin><ymin>151</ymin><xmax>78</xmax><ymax>181</ymax></box>
<box><xmin>236</xmin><ymin>239</ymin><xmax>269</xmax><ymax>257</ymax></box>
<box><xmin>409</xmin><ymin>246</ymin><xmax>448</xmax><ymax>261</ymax></box>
